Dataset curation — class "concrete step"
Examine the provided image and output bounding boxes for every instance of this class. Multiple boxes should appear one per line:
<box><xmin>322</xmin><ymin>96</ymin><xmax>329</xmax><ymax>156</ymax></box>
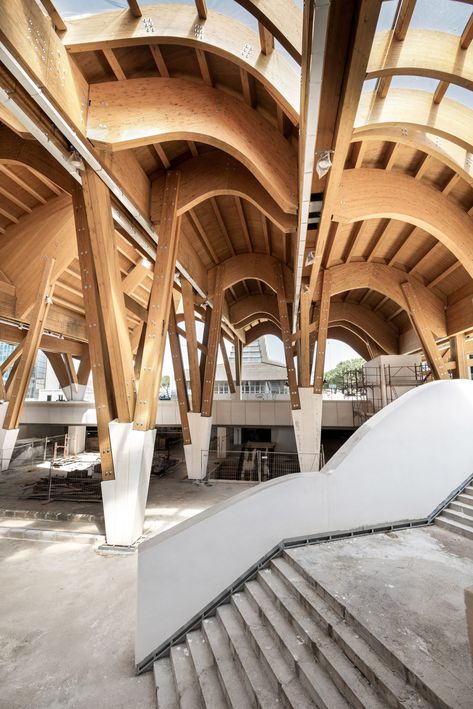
<box><xmin>170</xmin><ymin>644</ymin><xmax>205</xmax><ymax>709</ymax></box>
<box><xmin>276</xmin><ymin>554</ymin><xmax>432</xmax><ymax>709</ymax></box>
<box><xmin>185</xmin><ymin>629</ymin><xmax>228</xmax><ymax>707</ymax></box>
<box><xmin>232</xmin><ymin>586</ymin><xmax>335</xmax><ymax>708</ymax></box>
<box><xmin>255</xmin><ymin>566</ymin><xmax>385</xmax><ymax>709</ymax></box>
<box><xmin>153</xmin><ymin>657</ymin><xmax>179</xmax><ymax>709</ymax></box>
<box><xmin>436</xmin><ymin>514</ymin><xmax>473</xmax><ymax>540</ymax></box>
<box><xmin>463</xmin><ymin>485</ymin><xmax>473</xmax><ymax>497</ymax></box>
<box><xmin>201</xmin><ymin>615</ymin><xmax>254</xmax><ymax>708</ymax></box>
<box><xmin>441</xmin><ymin>508</ymin><xmax>473</xmax><ymax>529</ymax></box>
<box><xmin>449</xmin><ymin>500</ymin><xmax>473</xmax><ymax>517</ymax></box>
<box><xmin>457</xmin><ymin>493</ymin><xmax>473</xmax><ymax>507</ymax></box>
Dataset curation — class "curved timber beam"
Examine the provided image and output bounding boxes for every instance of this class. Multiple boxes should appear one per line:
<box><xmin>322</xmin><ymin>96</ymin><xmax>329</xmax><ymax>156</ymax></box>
<box><xmin>151</xmin><ymin>153</ymin><xmax>297</xmax><ymax>233</ymax></box>
<box><xmin>230</xmin><ymin>294</ymin><xmax>280</xmax><ymax>328</ymax></box>
<box><xmin>210</xmin><ymin>254</ymin><xmax>293</xmax><ymax>299</ymax></box>
<box><xmin>87</xmin><ymin>78</ymin><xmax>297</xmax><ymax>212</ymax></box>
<box><xmin>328</xmin><ymin>325</ymin><xmax>372</xmax><ymax>362</ymax></box>
<box><xmin>329</xmin><ymin>302</ymin><xmax>398</xmax><ymax>355</ymax></box>
<box><xmin>367</xmin><ymin>30</ymin><xmax>473</xmax><ymax>92</ymax></box>
<box><xmin>234</xmin><ymin>0</ymin><xmax>302</xmax><ymax>63</ymax></box>
<box><xmin>245</xmin><ymin>320</ymin><xmax>282</xmax><ymax>345</ymax></box>
<box><xmin>323</xmin><ymin>262</ymin><xmax>446</xmax><ymax>338</ymax></box>
<box><xmin>64</xmin><ymin>5</ymin><xmax>299</xmax><ymax>121</ymax></box>
<box><xmin>236</xmin><ymin>312</ymin><xmax>281</xmax><ymax>330</ymax></box>
<box><xmin>355</xmin><ymin>89</ymin><xmax>473</xmax><ymax>153</ymax></box>
<box><xmin>351</xmin><ymin>127</ymin><xmax>473</xmax><ymax>185</ymax></box>
<box><xmin>333</xmin><ymin>168</ymin><xmax>473</xmax><ymax>278</ymax></box>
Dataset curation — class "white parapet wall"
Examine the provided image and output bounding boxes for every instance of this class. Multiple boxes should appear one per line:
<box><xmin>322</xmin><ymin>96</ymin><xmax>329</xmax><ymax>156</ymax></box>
<box><xmin>136</xmin><ymin>380</ymin><xmax>473</xmax><ymax>666</ymax></box>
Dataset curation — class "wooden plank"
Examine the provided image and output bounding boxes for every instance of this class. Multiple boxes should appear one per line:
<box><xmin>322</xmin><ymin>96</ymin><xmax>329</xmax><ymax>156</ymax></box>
<box><xmin>240</xmin><ymin>68</ymin><xmax>256</xmax><ymax>108</ymax></box>
<box><xmin>450</xmin><ymin>334</ymin><xmax>469</xmax><ymax>379</ymax></box>
<box><xmin>401</xmin><ymin>281</ymin><xmax>449</xmax><ymax>380</ymax></box>
<box><xmin>195</xmin><ymin>49</ymin><xmax>213</xmax><ymax>87</ymax></box>
<box><xmin>313</xmin><ymin>270</ymin><xmax>331</xmax><ymax>394</ymax></box>
<box><xmin>168</xmin><ymin>297</ymin><xmax>191</xmax><ymax>444</ymax></box>
<box><xmin>127</xmin><ymin>0</ymin><xmax>142</xmax><ymax>17</ymax></box>
<box><xmin>461</xmin><ymin>13</ymin><xmax>473</xmax><ymax>50</ymax></box>
<box><xmin>195</xmin><ymin>0</ymin><xmax>207</xmax><ymax>19</ymax></box>
<box><xmin>103</xmin><ymin>48</ymin><xmax>127</xmax><ymax>81</ymax></box>
<box><xmin>72</xmin><ymin>184</ymin><xmax>115</xmax><ymax>480</ymax></box>
<box><xmin>433</xmin><ymin>80</ymin><xmax>449</xmax><ymax>105</ymax></box>
<box><xmin>77</xmin><ymin>349</ymin><xmax>91</xmax><ymax>385</ymax></box>
<box><xmin>258</xmin><ymin>21</ymin><xmax>274</xmax><ymax>55</ymax></box>
<box><xmin>299</xmin><ymin>289</ymin><xmax>311</xmax><ymax>387</ymax></box>
<box><xmin>149</xmin><ymin>45</ymin><xmax>169</xmax><ymax>77</ymax></box>
<box><xmin>394</xmin><ymin>0</ymin><xmax>416</xmax><ymax>41</ymax></box>
<box><xmin>3</xmin><ymin>257</ymin><xmax>55</xmax><ymax>429</ymax></box>
<box><xmin>181</xmin><ymin>278</ymin><xmax>201</xmax><ymax>412</ymax></box>
<box><xmin>134</xmin><ymin>172</ymin><xmax>181</xmax><ymax>430</ymax></box>
<box><xmin>201</xmin><ymin>267</ymin><xmax>225</xmax><ymax>417</ymax></box>
<box><xmin>274</xmin><ymin>263</ymin><xmax>300</xmax><ymax>409</ymax></box>
<box><xmin>220</xmin><ymin>336</ymin><xmax>236</xmax><ymax>394</ymax></box>
<box><xmin>235</xmin><ymin>198</ymin><xmax>253</xmax><ymax>252</ymax></box>
<box><xmin>199</xmin><ymin>305</ymin><xmax>212</xmax><ymax>391</ymax></box>
<box><xmin>64</xmin><ymin>352</ymin><xmax>79</xmax><ymax>386</ymax></box>
<box><xmin>81</xmin><ymin>166</ymin><xmax>136</xmax><ymax>422</ymax></box>
<box><xmin>0</xmin><ymin>343</ymin><xmax>23</xmax><ymax>375</ymax></box>
<box><xmin>40</xmin><ymin>0</ymin><xmax>67</xmax><ymax>32</ymax></box>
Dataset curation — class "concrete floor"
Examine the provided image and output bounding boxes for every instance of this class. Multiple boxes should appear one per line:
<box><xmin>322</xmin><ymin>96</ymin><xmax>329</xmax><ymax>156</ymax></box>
<box><xmin>0</xmin><ymin>473</ymin><xmax>251</xmax><ymax>709</ymax></box>
<box><xmin>288</xmin><ymin>525</ymin><xmax>473</xmax><ymax>707</ymax></box>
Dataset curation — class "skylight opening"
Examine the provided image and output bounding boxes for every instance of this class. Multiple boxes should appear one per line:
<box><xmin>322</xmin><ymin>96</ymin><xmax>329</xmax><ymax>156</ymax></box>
<box><xmin>445</xmin><ymin>84</ymin><xmax>473</xmax><ymax>109</ymax></box>
<box><xmin>390</xmin><ymin>75</ymin><xmax>439</xmax><ymax>93</ymax></box>
<box><xmin>409</xmin><ymin>0</ymin><xmax>472</xmax><ymax>35</ymax></box>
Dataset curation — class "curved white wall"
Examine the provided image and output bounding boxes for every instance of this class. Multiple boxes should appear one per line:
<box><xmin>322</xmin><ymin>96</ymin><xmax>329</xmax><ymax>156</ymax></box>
<box><xmin>136</xmin><ymin>380</ymin><xmax>473</xmax><ymax>665</ymax></box>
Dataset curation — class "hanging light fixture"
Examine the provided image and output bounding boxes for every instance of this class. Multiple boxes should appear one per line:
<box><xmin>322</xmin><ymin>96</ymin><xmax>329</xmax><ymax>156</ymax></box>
<box><xmin>316</xmin><ymin>150</ymin><xmax>333</xmax><ymax>179</ymax></box>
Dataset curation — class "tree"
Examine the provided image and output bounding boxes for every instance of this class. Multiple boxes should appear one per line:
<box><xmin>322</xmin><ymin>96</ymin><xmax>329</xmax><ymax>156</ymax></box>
<box><xmin>324</xmin><ymin>357</ymin><xmax>364</xmax><ymax>391</ymax></box>
<box><xmin>160</xmin><ymin>375</ymin><xmax>171</xmax><ymax>398</ymax></box>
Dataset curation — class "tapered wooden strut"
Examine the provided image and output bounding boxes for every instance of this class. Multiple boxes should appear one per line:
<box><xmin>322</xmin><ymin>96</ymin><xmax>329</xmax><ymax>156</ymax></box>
<box><xmin>275</xmin><ymin>263</ymin><xmax>300</xmax><ymax>410</ymax></box>
<box><xmin>299</xmin><ymin>289</ymin><xmax>311</xmax><ymax>387</ymax></box>
<box><xmin>134</xmin><ymin>171</ymin><xmax>181</xmax><ymax>430</ymax></box>
<box><xmin>234</xmin><ymin>338</ymin><xmax>242</xmax><ymax>387</ymax></box>
<box><xmin>199</xmin><ymin>305</ymin><xmax>212</xmax><ymax>391</ymax></box>
<box><xmin>72</xmin><ymin>184</ymin><xmax>115</xmax><ymax>480</ymax></box>
<box><xmin>220</xmin><ymin>336</ymin><xmax>236</xmax><ymax>394</ymax></box>
<box><xmin>181</xmin><ymin>279</ymin><xmax>202</xmax><ymax>412</ymax></box>
<box><xmin>450</xmin><ymin>334</ymin><xmax>469</xmax><ymax>379</ymax></box>
<box><xmin>168</xmin><ymin>297</ymin><xmax>191</xmax><ymax>444</ymax></box>
<box><xmin>313</xmin><ymin>270</ymin><xmax>331</xmax><ymax>394</ymax></box>
<box><xmin>81</xmin><ymin>166</ymin><xmax>136</xmax><ymax>422</ymax></box>
<box><xmin>401</xmin><ymin>282</ymin><xmax>449</xmax><ymax>381</ymax></box>
<box><xmin>3</xmin><ymin>256</ymin><xmax>55</xmax><ymax>430</ymax></box>
<box><xmin>201</xmin><ymin>267</ymin><xmax>225</xmax><ymax>417</ymax></box>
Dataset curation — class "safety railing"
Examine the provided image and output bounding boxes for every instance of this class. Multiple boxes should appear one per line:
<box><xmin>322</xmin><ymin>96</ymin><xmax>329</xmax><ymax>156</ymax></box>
<box><xmin>205</xmin><ymin>448</ymin><xmax>301</xmax><ymax>483</ymax></box>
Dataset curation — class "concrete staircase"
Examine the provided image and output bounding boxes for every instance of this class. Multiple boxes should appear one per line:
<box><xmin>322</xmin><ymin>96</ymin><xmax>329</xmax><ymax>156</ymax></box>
<box><xmin>153</xmin><ymin>552</ymin><xmax>434</xmax><ymax>708</ymax></box>
<box><xmin>436</xmin><ymin>482</ymin><xmax>473</xmax><ymax>540</ymax></box>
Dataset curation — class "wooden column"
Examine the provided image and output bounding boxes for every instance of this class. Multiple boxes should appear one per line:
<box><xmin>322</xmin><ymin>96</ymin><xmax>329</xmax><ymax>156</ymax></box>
<box><xmin>3</xmin><ymin>256</ymin><xmax>54</xmax><ymax>429</ymax></box>
<box><xmin>300</xmin><ymin>289</ymin><xmax>311</xmax><ymax>387</ymax></box>
<box><xmin>45</xmin><ymin>352</ymin><xmax>70</xmax><ymax>389</ymax></box>
<box><xmin>134</xmin><ymin>171</ymin><xmax>181</xmax><ymax>430</ymax></box>
<box><xmin>0</xmin><ymin>368</ymin><xmax>6</xmax><ymax>401</ymax></box>
<box><xmin>181</xmin><ymin>278</ymin><xmax>201</xmax><ymax>412</ymax></box>
<box><xmin>199</xmin><ymin>305</ymin><xmax>212</xmax><ymax>391</ymax></box>
<box><xmin>73</xmin><ymin>183</ymin><xmax>115</xmax><ymax>479</ymax></box>
<box><xmin>450</xmin><ymin>333</ymin><xmax>469</xmax><ymax>379</ymax></box>
<box><xmin>220</xmin><ymin>336</ymin><xmax>236</xmax><ymax>394</ymax></box>
<box><xmin>313</xmin><ymin>270</ymin><xmax>331</xmax><ymax>394</ymax></box>
<box><xmin>81</xmin><ymin>166</ymin><xmax>136</xmax><ymax>422</ymax></box>
<box><xmin>275</xmin><ymin>263</ymin><xmax>300</xmax><ymax>410</ymax></box>
<box><xmin>168</xmin><ymin>296</ymin><xmax>191</xmax><ymax>444</ymax></box>
<box><xmin>77</xmin><ymin>349</ymin><xmax>91</xmax><ymax>386</ymax></box>
<box><xmin>234</xmin><ymin>338</ymin><xmax>242</xmax><ymax>387</ymax></box>
<box><xmin>401</xmin><ymin>282</ymin><xmax>449</xmax><ymax>380</ymax></box>
<box><xmin>0</xmin><ymin>343</ymin><xmax>24</xmax><ymax>377</ymax></box>
<box><xmin>201</xmin><ymin>267</ymin><xmax>225</xmax><ymax>417</ymax></box>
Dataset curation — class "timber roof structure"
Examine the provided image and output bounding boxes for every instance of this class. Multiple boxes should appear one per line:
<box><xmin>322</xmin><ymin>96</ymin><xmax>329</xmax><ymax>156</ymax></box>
<box><xmin>0</xmin><ymin>0</ymin><xmax>473</xmax><ymax>425</ymax></box>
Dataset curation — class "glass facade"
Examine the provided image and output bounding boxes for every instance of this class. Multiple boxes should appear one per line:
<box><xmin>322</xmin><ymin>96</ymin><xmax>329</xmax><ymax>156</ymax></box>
<box><xmin>0</xmin><ymin>343</ymin><xmax>47</xmax><ymax>400</ymax></box>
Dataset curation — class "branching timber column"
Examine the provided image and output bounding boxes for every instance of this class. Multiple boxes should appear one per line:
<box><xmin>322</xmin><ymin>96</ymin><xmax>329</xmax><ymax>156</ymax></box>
<box><xmin>0</xmin><ymin>257</ymin><xmax>54</xmax><ymax>470</ymax></box>
<box><xmin>313</xmin><ymin>270</ymin><xmax>331</xmax><ymax>394</ymax></box>
<box><xmin>401</xmin><ymin>282</ymin><xmax>449</xmax><ymax>380</ymax></box>
<box><xmin>168</xmin><ymin>297</ymin><xmax>191</xmax><ymax>445</ymax></box>
<box><xmin>73</xmin><ymin>183</ymin><xmax>115</xmax><ymax>480</ymax></box>
<box><xmin>181</xmin><ymin>278</ymin><xmax>202</xmax><ymax>412</ymax></box>
<box><xmin>202</xmin><ymin>266</ymin><xmax>225</xmax><ymax>418</ymax></box>
<box><xmin>220</xmin><ymin>335</ymin><xmax>236</xmax><ymax>395</ymax></box>
<box><xmin>199</xmin><ymin>305</ymin><xmax>212</xmax><ymax>391</ymax></box>
<box><xmin>134</xmin><ymin>171</ymin><xmax>181</xmax><ymax>431</ymax></box>
<box><xmin>234</xmin><ymin>338</ymin><xmax>242</xmax><ymax>389</ymax></box>
<box><xmin>81</xmin><ymin>166</ymin><xmax>136</xmax><ymax>422</ymax></box>
<box><xmin>275</xmin><ymin>263</ymin><xmax>300</xmax><ymax>411</ymax></box>
<box><xmin>299</xmin><ymin>289</ymin><xmax>311</xmax><ymax>387</ymax></box>
<box><xmin>450</xmin><ymin>334</ymin><xmax>469</xmax><ymax>379</ymax></box>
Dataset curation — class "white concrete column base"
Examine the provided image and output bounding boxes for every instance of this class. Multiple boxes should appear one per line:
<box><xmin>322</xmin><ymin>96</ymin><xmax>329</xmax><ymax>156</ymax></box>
<box><xmin>102</xmin><ymin>421</ymin><xmax>156</xmax><ymax>546</ymax></box>
<box><xmin>62</xmin><ymin>384</ymin><xmax>88</xmax><ymax>401</ymax></box>
<box><xmin>0</xmin><ymin>402</ymin><xmax>19</xmax><ymax>472</ymax></box>
<box><xmin>291</xmin><ymin>388</ymin><xmax>323</xmax><ymax>472</ymax></box>
<box><xmin>183</xmin><ymin>413</ymin><xmax>213</xmax><ymax>480</ymax></box>
<box><xmin>68</xmin><ymin>425</ymin><xmax>86</xmax><ymax>455</ymax></box>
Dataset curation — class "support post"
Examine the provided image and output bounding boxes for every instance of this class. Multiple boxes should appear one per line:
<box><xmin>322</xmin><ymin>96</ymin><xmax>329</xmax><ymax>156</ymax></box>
<box><xmin>220</xmin><ymin>336</ymin><xmax>236</xmax><ymax>394</ymax></box>
<box><xmin>181</xmin><ymin>278</ymin><xmax>201</xmax><ymax>412</ymax></box>
<box><xmin>168</xmin><ymin>296</ymin><xmax>191</xmax><ymax>445</ymax></box>
<box><xmin>274</xmin><ymin>263</ymin><xmax>300</xmax><ymax>410</ymax></box>
<box><xmin>300</xmin><ymin>288</ymin><xmax>311</xmax><ymax>387</ymax></box>
<box><xmin>401</xmin><ymin>282</ymin><xmax>449</xmax><ymax>380</ymax></box>
<box><xmin>313</xmin><ymin>270</ymin><xmax>331</xmax><ymax>394</ymax></box>
<box><xmin>201</xmin><ymin>267</ymin><xmax>225</xmax><ymax>418</ymax></box>
<box><xmin>450</xmin><ymin>333</ymin><xmax>469</xmax><ymax>379</ymax></box>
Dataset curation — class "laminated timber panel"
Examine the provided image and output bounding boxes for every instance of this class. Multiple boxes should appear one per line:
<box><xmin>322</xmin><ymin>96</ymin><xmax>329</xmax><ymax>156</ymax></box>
<box><xmin>245</xmin><ymin>320</ymin><xmax>281</xmax><ymax>345</ymax></box>
<box><xmin>0</xmin><ymin>321</ymin><xmax>86</xmax><ymax>356</ymax></box>
<box><xmin>367</xmin><ymin>30</ymin><xmax>473</xmax><ymax>91</ymax></box>
<box><xmin>151</xmin><ymin>152</ymin><xmax>297</xmax><ymax>232</ymax></box>
<box><xmin>0</xmin><ymin>281</ymin><xmax>16</xmax><ymax>320</ymax></box>
<box><xmin>87</xmin><ymin>78</ymin><xmax>297</xmax><ymax>213</ymax></box>
<box><xmin>0</xmin><ymin>195</ymin><xmax>77</xmax><ymax>319</ymax></box>
<box><xmin>333</xmin><ymin>169</ymin><xmax>473</xmax><ymax>279</ymax></box>
<box><xmin>209</xmin><ymin>254</ymin><xmax>293</xmax><ymax>300</ymax></box>
<box><xmin>326</xmin><ymin>262</ymin><xmax>447</xmax><ymax>339</ymax></box>
<box><xmin>64</xmin><ymin>5</ymin><xmax>299</xmax><ymax>121</ymax></box>
<box><xmin>355</xmin><ymin>89</ymin><xmax>473</xmax><ymax>154</ymax></box>
<box><xmin>234</xmin><ymin>0</ymin><xmax>302</xmax><ymax>63</ymax></box>
<box><xmin>0</xmin><ymin>0</ymin><xmax>88</xmax><ymax>133</ymax></box>
<box><xmin>230</xmin><ymin>294</ymin><xmax>279</xmax><ymax>329</ymax></box>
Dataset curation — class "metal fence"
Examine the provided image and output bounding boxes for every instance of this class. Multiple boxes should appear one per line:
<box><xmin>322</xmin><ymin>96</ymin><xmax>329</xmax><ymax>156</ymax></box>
<box><xmin>205</xmin><ymin>448</ymin><xmax>301</xmax><ymax>483</ymax></box>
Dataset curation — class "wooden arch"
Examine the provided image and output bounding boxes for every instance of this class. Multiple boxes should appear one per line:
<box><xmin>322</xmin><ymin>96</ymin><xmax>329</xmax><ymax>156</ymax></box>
<box><xmin>367</xmin><ymin>30</ymin><xmax>473</xmax><ymax>92</ymax></box>
<box><xmin>151</xmin><ymin>153</ymin><xmax>297</xmax><ymax>233</ymax></box>
<box><xmin>324</xmin><ymin>262</ymin><xmax>446</xmax><ymax>337</ymax></box>
<box><xmin>328</xmin><ymin>302</ymin><xmax>398</xmax><ymax>355</ymax></box>
<box><xmin>355</xmin><ymin>89</ymin><xmax>473</xmax><ymax>153</ymax></box>
<box><xmin>87</xmin><ymin>78</ymin><xmax>297</xmax><ymax>212</ymax></box>
<box><xmin>333</xmin><ymin>169</ymin><xmax>473</xmax><ymax>278</ymax></box>
<box><xmin>210</xmin><ymin>254</ymin><xmax>293</xmax><ymax>299</ymax></box>
<box><xmin>245</xmin><ymin>321</ymin><xmax>282</xmax><ymax>345</ymax></box>
<box><xmin>328</xmin><ymin>325</ymin><xmax>373</xmax><ymax>362</ymax></box>
<box><xmin>230</xmin><ymin>294</ymin><xmax>280</xmax><ymax>328</ymax></box>
<box><xmin>64</xmin><ymin>5</ymin><xmax>299</xmax><ymax>122</ymax></box>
